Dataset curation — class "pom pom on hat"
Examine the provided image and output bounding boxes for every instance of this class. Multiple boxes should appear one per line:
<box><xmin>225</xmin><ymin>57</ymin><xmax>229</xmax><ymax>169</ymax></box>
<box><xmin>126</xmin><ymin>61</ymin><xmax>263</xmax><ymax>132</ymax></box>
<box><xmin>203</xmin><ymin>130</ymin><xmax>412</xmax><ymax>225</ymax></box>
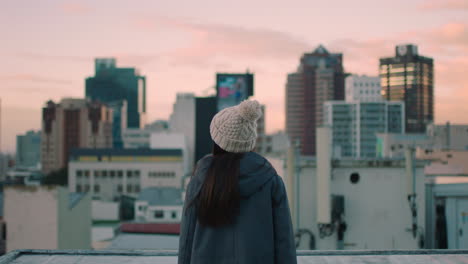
<box><xmin>237</xmin><ymin>100</ymin><xmax>262</xmax><ymax>122</ymax></box>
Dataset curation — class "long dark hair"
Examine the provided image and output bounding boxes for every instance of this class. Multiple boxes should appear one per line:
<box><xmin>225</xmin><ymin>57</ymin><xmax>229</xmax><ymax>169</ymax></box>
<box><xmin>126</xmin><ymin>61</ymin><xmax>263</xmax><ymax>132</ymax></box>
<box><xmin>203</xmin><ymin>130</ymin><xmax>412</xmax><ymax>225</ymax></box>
<box><xmin>196</xmin><ymin>143</ymin><xmax>243</xmax><ymax>227</ymax></box>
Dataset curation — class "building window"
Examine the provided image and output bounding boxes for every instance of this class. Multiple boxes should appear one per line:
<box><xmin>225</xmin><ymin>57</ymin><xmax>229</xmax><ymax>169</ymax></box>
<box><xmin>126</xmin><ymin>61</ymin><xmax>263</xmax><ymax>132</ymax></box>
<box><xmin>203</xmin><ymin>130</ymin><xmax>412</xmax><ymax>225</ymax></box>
<box><xmin>77</xmin><ymin>170</ymin><xmax>83</xmax><ymax>177</ymax></box>
<box><xmin>154</xmin><ymin>211</ymin><xmax>164</xmax><ymax>219</ymax></box>
<box><xmin>172</xmin><ymin>211</ymin><xmax>177</xmax><ymax>219</ymax></box>
<box><xmin>110</xmin><ymin>170</ymin><xmax>116</xmax><ymax>178</ymax></box>
<box><xmin>76</xmin><ymin>184</ymin><xmax>82</xmax><ymax>192</ymax></box>
<box><xmin>102</xmin><ymin>170</ymin><xmax>108</xmax><ymax>177</ymax></box>
<box><xmin>135</xmin><ymin>185</ymin><xmax>140</xmax><ymax>193</ymax></box>
<box><xmin>127</xmin><ymin>170</ymin><xmax>133</xmax><ymax>177</ymax></box>
<box><xmin>117</xmin><ymin>184</ymin><xmax>123</xmax><ymax>193</ymax></box>
<box><xmin>117</xmin><ymin>170</ymin><xmax>123</xmax><ymax>178</ymax></box>
<box><xmin>84</xmin><ymin>170</ymin><xmax>90</xmax><ymax>177</ymax></box>
<box><xmin>127</xmin><ymin>185</ymin><xmax>133</xmax><ymax>193</ymax></box>
<box><xmin>134</xmin><ymin>170</ymin><xmax>140</xmax><ymax>177</ymax></box>
<box><xmin>94</xmin><ymin>185</ymin><xmax>100</xmax><ymax>193</ymax></box>
<box><xmin>84</xmin><ymin>184</ymin><xmax>90</xmax><ymax>192</ymax></box>
<box><xmin>94</xmin><ymin>170</ymin><xmax>101</xmax><ymax>177</ymax></box>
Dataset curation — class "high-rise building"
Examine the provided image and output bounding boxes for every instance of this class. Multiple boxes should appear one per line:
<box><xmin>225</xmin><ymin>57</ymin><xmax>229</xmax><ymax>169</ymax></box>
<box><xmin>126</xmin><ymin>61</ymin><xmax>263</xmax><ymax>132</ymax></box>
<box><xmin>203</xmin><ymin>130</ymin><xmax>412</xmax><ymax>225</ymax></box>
<box><xmin>16</xmin><ymin>130</ymin><xmax>41</xmax><ymax>168</ymax></box>
<box><xmin>194</xmin><ymin>97</ymin><xmax>218</xmax><ymax>163</ymax></box>
<box><xmin>169</xmin><ymin>93</ymin><xmax>218</xmax><ymax>166</ymax></box>
<box><xmin>324</xmin><ymin>101</ymin><xmax>405</xmax><ymax>158</ymax></box>
<box><xmin>345</xmin><ymin>75</ymin><xmax>382</xmax><ymax>102</ymax></box>
<box><xmin>286</xmin><ymin>45</ymin><xmax>346</xmax><ymax>155</ymax></box>
<box><xmin>41</xmin><ymin>98</ymin><xmax>113</xmax><ymax>174</ymax></box>
<box><xmin>379</xmin><ymin>44</ymin><xmax>434</xmax><ymax>133</ymax></box>
<box><xmin>169</xmin><ymin>93</ymin><xmax>196</xmax><ymax>167</ymax></box>
<box><xmin>86</xmin><ymin>58</ymin><xmax>146</xmax><ymax>129</ymax></box>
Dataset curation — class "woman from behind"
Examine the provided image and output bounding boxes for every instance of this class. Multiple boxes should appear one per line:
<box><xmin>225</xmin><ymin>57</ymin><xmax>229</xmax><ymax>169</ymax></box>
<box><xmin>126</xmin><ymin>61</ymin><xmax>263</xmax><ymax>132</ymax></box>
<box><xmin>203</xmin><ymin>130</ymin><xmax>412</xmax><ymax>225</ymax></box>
<box><xmin>178</xmin><ymin>100</ymin><xmax>297</xmax><ymax>264</ymax></box>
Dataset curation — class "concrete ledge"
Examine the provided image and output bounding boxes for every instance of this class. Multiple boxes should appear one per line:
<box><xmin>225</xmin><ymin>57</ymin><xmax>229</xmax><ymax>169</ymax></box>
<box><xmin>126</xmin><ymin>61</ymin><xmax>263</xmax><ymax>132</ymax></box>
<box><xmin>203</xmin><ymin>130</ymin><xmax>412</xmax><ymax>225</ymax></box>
<box><xmin>2</xmin><ymin>249</ymin><xmax>468</xmax><ymax>264</ymax></box>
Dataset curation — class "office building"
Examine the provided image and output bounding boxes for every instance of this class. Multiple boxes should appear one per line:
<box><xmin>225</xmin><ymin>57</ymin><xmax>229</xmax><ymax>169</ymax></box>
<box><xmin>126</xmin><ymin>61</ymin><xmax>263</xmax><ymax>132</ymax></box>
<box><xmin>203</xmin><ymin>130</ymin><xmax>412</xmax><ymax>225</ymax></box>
<box><xmin>169</xmin><ymin>93</ymin><xmax>196</xmax><ymax>167</ymax></box>
<box><xmin>68</xmin><ymin>148</ymin><xmax>185</xmax><ymax>201</ymax></box>
<box><xmin>86</xmin><ymin>58</ymin><xmax>146</xmax><ymax>129</ymax></box>
<box><xmin>16</xmin><ymin>130</ymin><xmax>41</xmax><ymax>168</ymax></box>
<box><xmin>345</xmin><ymin>75</ymin><xmax>382</xmax><ymax>102</ymax></box>
<box><xmin>169</xmin><ymin>94</ymin><xmax>217</xmax><ymax>166</ymax></box>
<box><xmin>324</xmin><ymin>101</ymin><xmax>405</xmax><ymax>158</ymax></box>
<box><xmin>286</xmin><ymin>45</ymin><xmax>346</xmax><ymax>155</ymax></box>
<box><xmin>41</xmin><ymin>98</ymin><xmax>113</xmax><ymax>174</ymax></box>
<box><xmin>380</xmin><ymin>44</ymin><xmax>434</xmax><ymax>133</ymax></box>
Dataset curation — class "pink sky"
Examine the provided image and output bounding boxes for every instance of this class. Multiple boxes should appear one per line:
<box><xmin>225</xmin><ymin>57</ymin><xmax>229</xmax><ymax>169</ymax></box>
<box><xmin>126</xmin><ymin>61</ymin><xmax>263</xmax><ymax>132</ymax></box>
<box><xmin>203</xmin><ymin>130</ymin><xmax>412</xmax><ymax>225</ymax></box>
<box><xmin>1</xmin><ymin>0</ymin><xmax>467</xmax><ymax>152</ymax></box>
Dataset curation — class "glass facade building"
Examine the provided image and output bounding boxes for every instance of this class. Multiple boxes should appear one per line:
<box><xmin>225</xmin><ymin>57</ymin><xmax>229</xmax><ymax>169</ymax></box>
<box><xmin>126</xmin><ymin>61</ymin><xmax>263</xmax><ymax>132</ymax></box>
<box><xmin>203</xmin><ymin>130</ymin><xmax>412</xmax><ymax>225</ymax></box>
<box><xmin>379</xmin><ymin>44</ymin><xmax>433</xmax><ymax>133</ymax></box>
<box><xmin>86</xmin><ymin>58</ymin><xmax>146</xmax><ymax>129</ymax></box>
<box><xmin>324</xmin><ymin>101</ymin><xmax>405</xmax><ymax>158</ymax></box>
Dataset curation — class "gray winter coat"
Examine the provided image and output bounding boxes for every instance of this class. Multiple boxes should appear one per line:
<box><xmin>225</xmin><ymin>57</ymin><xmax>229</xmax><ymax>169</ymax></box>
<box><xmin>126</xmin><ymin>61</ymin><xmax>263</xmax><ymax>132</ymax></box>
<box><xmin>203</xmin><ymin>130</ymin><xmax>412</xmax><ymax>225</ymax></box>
<box><xmin>178</xmin><ymin>152</ymin><xmax>297</xmax><ymax>264</ymax></box>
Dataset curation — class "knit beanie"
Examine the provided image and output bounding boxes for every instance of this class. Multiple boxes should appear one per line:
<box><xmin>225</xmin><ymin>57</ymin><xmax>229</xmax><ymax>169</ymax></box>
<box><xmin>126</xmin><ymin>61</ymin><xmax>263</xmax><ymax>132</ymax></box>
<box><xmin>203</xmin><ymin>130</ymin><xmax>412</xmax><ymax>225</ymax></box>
<box><xmin>210</xmin><ymin>100</ymin><xmax>262</xmax><ymax>153</ymax></box>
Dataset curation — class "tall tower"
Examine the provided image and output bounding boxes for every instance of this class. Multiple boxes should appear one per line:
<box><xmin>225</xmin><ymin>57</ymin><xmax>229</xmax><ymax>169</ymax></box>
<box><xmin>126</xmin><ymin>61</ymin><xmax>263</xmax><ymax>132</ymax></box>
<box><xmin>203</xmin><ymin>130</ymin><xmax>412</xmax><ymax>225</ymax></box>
<box><xmin>379</xmin><ymin>44</ymin><xmax>434</xmax><ymax>133</ymax></box>
<box><xmin>86</xmin><ymin>58</ymin><xmax>146</xmax><ymax>129</ymax></box>
<box><xmin>286</xmin><ymin>45</ymin><xmax>346</xmax><ymax>156</ymax></box>
<box><xmin>41</xmin><ymin>98</ymin><xmax>113</xmax><ymax>174</ymax></box>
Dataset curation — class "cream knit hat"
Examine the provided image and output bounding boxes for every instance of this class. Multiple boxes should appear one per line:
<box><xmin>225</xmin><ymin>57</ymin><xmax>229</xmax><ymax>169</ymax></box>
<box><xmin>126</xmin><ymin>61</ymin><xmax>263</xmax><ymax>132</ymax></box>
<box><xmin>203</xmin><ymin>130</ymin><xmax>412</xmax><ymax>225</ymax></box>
<box><xmin>210</xmin><ymin>100</ymin><xmax>262</xmax><ymax>153</ymax></box>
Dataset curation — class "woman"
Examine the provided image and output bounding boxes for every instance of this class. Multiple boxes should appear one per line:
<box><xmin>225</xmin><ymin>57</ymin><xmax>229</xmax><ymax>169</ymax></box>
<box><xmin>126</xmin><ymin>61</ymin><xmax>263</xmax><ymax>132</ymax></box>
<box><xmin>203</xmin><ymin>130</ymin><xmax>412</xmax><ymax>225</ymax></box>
<box><xmin>178</xmin><ymin>100</ymin><xmax>297</xmax><ymax>264</ymax></box>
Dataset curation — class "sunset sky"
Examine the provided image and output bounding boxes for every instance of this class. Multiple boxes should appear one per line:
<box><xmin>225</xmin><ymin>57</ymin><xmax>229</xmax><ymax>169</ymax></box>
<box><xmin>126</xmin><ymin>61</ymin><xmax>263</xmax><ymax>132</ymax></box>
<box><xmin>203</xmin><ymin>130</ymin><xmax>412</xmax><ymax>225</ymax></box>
<box><xmin>1</xmin><ymin>0</ymin><xmax>467</xmax><ymax>152</ymax></box>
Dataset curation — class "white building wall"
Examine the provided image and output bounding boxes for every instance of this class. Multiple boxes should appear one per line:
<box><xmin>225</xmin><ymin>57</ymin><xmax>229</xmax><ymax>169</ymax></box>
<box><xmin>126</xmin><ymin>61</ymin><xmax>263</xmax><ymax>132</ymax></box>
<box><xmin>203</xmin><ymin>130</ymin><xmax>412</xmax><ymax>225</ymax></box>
<box><xmin>345</xmin><ymin>75</ymin><xmax>382</xmax><ymax>102</ymax></box>
<box><xmin>4</xmin><ymin>186</ymin><xmax>59</xmax><ymax>251</ymax></box>
<box><xmin>69</xmin><ymin>161</ymin><xmax>184</xmax><ymax>201</ymax></box>
<box><xmin>292</xmin><ymin>161</ymin><xmax>425</xmax><ymax>250</ymax></box>
<box><xmin>92</xmin><ymin>200</ymin><xmax>119</xmax><ymax>221</ymax></box>
<box><xmin>150</xmin><ymin>133</ymin><xmax>189</xmax><ymax>174</ymax></box>
<box><xmin>169</xmin><ymin>93</ymin><xmax>196</xmax><ymax>169</ymax></box>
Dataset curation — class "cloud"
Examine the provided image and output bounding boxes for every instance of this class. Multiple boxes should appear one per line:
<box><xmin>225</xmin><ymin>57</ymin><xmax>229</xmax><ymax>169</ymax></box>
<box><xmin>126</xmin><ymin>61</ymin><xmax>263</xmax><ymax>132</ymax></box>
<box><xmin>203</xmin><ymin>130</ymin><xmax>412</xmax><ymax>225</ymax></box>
<box><xmin>59</xmin><ymin>2</ymin><xmax>92</xmax><ymax>15</ymax></box>
<box><xmin>15</xmin><ymin>52</ymin><xmax>89</xmax><ymax>62</ymax></box>
<box><xmin>0</xmin><ymin>74</ymin><xmax>73</xmax><ymax>85</ymax></box>
<box><xmin>418</xmin><ymin>0</ymin><xmax>468</xmax><ymax>11</ymax></box>
<box><xmin>132</xmin><ymin>16</ymin><xmax>310</xmax><ymax>67</ymax></box>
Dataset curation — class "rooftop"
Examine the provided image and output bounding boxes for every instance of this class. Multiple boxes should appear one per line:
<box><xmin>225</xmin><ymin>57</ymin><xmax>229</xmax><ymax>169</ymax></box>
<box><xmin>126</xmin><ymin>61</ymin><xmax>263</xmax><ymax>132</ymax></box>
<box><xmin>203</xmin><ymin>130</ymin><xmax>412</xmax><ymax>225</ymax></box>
<box><xmin>137</xmin><ymin>187</ymin><xmax>183</xmax><ymax>206</ymax></box>
<box><xmin>1</xmin><ymin>249</ymin><xmax>467</xmax><ymax>264</ymax></box>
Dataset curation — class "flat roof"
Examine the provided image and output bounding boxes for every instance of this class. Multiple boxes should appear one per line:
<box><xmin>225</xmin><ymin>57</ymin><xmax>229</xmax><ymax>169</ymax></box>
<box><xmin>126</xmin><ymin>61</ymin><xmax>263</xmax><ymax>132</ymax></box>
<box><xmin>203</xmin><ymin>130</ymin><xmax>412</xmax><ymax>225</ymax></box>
<box><xmin>1</xmin><ymin>249</ymin><xmax>467</xmax><ymax>264</ymax></box>
<box><xmin>70</xmin><ymin>148</ymin><xmax>182</xmax><ymax>157</ymax></box>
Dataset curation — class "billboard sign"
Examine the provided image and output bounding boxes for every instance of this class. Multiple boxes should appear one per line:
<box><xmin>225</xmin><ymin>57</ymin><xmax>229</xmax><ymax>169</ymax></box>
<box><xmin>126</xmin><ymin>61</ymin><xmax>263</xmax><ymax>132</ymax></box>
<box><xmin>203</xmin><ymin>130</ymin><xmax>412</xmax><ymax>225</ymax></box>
<box><xmin>216</xmin><ymin>73</ymin><xmax>254</xmax><ymax>111</ymax></box>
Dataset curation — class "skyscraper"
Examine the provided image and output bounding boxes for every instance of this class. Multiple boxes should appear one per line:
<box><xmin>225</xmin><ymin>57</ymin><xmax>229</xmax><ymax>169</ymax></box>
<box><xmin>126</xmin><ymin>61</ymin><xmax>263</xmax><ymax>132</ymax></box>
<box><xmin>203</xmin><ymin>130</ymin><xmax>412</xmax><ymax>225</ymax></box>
<box><xmin>286</xmin><ymin>45</ymin><xmax>346</xmax><ymax>155</ymax></box>
<box><xmin>41</xmin><ymin>98</ymin><xmax>113</xmax><ymax>174</ymax></box>
<box><xmin>86</xmin><ymin>58</ymin><xmax>146</xmax><ymax>129</ymax></box>
<box><xmin>379</xmin><ymin>44</ymin><xmax>434</xmax><ymax>133</ymax></box>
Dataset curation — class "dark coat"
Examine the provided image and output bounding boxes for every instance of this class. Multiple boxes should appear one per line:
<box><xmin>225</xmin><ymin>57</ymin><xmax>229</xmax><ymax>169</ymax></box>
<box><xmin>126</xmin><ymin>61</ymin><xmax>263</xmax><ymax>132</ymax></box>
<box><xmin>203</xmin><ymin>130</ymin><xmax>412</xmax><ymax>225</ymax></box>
<box><xmin>178</xmin><ymin>152</ymin><xmax>297</xmax><ymax>264</ymax></box>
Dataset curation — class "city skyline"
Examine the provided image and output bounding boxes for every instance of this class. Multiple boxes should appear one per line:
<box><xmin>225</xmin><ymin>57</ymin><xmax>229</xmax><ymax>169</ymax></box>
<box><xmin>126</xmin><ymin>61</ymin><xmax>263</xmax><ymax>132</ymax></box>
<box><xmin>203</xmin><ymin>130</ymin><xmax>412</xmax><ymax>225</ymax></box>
<box><xmin>1</xmin><ymin>0</ymin><xmax>468</xmax><ymax>152</ymax></box>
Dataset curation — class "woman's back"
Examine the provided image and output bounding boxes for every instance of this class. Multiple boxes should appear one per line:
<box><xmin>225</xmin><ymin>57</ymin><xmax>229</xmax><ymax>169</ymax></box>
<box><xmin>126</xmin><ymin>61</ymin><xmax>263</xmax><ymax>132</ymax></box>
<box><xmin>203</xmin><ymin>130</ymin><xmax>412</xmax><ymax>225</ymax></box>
<box><xmin>178</xmin><ymin>152</ymin><xmax>296</xmax><ymax>264</ymax></box>
<box><xmin>178</xmin><ymin>100</ymin><xmax>297</xmax><ymax>264</ymax></box>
